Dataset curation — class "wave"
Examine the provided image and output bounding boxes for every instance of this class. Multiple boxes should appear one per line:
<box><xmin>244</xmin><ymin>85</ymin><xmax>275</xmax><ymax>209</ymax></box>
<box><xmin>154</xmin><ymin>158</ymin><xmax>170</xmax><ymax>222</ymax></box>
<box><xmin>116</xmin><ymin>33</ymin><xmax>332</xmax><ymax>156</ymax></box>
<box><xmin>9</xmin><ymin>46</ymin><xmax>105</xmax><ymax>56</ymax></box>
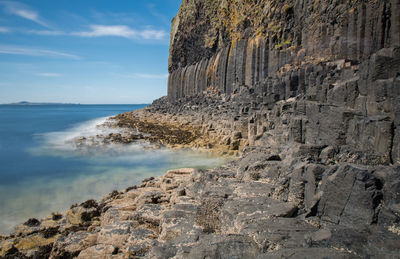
<box><xmin>31</xmin><ymin>116</ymin><xmax>196</xmax><ymax>159</ymax></box>
<box><xmin>31</xmin><ymin>116</ymin><xmax>133</xmax><ymax>156</ymax></box>
<box><xmin>30</xmin><ymin>116</ymin><xmax>230</xmax><ymax>164</ymax></box>
<box><xmin>42</xmin><ymin>116</ymin><xmax>111</xmax><ymax>147</ymax></box>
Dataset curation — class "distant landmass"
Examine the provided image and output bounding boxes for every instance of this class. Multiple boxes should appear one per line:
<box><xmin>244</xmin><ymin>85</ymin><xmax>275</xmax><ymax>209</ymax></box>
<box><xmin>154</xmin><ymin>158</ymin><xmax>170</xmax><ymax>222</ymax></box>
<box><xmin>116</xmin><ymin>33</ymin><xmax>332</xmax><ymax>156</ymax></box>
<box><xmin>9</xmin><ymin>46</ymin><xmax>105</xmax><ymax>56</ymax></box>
<box><xmin>1</xmin><ymin>101</ymin><xmax>80</xmax><ymax>105</ymax></box>
<box><xmin>1</xmin><ymin>102</ymin><xmax>148</xmax><ymax>106</ymax></box>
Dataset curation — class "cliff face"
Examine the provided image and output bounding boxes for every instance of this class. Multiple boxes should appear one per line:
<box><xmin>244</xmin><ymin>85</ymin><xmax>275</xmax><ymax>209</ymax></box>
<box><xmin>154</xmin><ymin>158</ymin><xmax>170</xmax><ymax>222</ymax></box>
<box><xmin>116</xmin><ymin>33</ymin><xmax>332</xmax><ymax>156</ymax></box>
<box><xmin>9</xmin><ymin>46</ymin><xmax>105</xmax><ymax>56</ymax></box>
<box><xmin>168</xmin><ymin>0</ymin><xmax>400</xmax><ymax>164</ymax></box>
<box><xmin>168</xmin><ymin>0</ymin><xmax>400</xmax><ymax>72</ymax></box>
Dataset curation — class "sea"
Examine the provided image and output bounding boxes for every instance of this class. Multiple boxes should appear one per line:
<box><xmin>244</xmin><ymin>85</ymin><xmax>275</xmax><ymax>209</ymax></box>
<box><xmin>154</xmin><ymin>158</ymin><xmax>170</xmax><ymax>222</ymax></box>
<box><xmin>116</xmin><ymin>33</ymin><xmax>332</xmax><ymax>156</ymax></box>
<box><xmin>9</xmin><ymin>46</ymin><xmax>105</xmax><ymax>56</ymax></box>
<box><xmin>0</xmin><ymin>104</ymin><xmax>227</xmax><ymax>234</ymax></box>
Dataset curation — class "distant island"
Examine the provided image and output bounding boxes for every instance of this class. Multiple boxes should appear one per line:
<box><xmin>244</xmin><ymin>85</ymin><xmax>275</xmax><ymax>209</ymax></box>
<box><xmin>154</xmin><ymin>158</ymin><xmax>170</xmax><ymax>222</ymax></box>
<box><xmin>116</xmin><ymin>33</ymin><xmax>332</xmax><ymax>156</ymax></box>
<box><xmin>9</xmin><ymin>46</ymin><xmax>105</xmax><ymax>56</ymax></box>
<box><xmin>1</xmin><ymin>101</ymin><xmax>81</xmax><ymax>106</ymax></box>
<box><xmin>1</xmin><ymin>102</ymin><xmax>148</xmax><ymax>106</ymax></box>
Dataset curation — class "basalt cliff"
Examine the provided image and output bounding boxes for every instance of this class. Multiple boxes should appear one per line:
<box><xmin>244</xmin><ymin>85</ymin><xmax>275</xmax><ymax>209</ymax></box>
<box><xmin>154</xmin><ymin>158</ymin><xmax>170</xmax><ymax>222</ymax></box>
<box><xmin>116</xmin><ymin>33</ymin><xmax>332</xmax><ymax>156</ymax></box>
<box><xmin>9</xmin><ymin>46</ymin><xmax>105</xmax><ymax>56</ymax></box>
<box><xmin>168</xmin><ymin>0</ymin><xmax>400</xmax><ymax>164</ymax></box>
<box><xmin>1</xmin><ymin>0</ymin><xmax>400</xmax><ymax>258</ymax></box>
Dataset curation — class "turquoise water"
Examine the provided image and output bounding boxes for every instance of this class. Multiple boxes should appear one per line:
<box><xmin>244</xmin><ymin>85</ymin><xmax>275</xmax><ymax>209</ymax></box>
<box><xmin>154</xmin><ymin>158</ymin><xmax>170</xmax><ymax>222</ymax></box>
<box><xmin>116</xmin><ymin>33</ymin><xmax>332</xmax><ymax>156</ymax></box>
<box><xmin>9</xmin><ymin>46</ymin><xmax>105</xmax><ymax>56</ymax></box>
<box><xmin>0</xmin><ymin>104</ymin><xmax>226</xmax><ymax>234</ymax></box>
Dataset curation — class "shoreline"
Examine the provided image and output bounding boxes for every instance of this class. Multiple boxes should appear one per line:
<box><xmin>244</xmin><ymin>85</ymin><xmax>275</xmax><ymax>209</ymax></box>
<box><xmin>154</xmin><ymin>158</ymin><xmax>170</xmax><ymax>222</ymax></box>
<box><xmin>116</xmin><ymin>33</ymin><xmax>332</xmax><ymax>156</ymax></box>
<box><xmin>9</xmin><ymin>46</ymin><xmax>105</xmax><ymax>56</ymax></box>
<box><xmin>0</xmin><ymin>105</ymin><xmax>238</xmax><ymax>257</ymax></box>
<box><xmin>1</xmin><ymin>98</ymin><xmax>399</xmax><ymax>258</ymax></box>
<box><xmin>0</xmin><ymin>107</ymin><xmax>232</xmax><ymax>237</ymax></box>
<box><xmin>73</xmin><ymin>107</ymin><xmax>243</xmax><ymax>157</ymax></box>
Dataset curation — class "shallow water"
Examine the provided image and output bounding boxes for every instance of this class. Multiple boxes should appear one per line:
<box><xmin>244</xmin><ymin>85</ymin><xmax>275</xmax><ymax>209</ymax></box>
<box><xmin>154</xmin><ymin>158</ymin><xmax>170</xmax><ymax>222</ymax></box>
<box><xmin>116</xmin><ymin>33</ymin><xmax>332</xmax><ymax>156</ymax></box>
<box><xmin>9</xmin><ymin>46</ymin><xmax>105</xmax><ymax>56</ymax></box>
<box><xmin>0</xmin><ymin>104</ymin><xmax>227</xmax><ymax>234</ymax></box>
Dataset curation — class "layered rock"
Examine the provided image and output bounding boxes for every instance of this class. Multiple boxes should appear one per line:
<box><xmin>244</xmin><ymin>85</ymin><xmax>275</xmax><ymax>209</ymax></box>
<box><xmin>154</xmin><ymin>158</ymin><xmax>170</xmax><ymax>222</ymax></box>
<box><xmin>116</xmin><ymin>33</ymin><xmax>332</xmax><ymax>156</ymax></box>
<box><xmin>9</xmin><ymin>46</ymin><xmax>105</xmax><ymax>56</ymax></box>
<box><xmin>168</xmin><ymin>0</ymin><xmax>400</xmax><ymax>164</ymax></box>
<box><xmin>168</xmin><ymin>0</ymin><xmax>400</xmax><ymax>73</ymax></box>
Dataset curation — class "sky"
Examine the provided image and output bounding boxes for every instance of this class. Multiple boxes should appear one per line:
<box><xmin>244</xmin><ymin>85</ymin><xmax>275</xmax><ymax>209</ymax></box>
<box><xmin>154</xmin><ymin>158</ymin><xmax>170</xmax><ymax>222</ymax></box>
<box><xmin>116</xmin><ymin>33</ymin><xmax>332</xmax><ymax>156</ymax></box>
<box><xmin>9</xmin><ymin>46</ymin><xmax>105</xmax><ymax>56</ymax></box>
<box><xmin>0</xmin><ymin>0</ymin><xmax>181</xmax><ymax>104</ymax></box>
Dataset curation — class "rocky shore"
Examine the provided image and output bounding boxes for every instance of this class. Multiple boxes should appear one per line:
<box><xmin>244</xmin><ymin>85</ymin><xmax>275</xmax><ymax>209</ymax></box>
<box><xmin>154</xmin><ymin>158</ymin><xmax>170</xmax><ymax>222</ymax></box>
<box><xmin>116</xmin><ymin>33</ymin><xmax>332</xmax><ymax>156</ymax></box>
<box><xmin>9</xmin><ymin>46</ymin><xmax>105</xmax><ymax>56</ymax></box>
<box><xmin>1</xmin><ymin>95</ymin><xmax>400</xmax><ymax>258</ymax></box>
<box><xmin>72</xmin><ymin>101</ymin><xmax>243</xmax><ymax>156</ymax></box>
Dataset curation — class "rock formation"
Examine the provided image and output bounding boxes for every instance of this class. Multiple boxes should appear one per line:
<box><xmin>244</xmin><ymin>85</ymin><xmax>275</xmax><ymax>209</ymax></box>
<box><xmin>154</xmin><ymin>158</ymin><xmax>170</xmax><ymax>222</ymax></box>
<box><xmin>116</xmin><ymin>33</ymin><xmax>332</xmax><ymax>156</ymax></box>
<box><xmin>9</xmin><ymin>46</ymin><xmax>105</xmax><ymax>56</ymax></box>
<box><xmin>168</xmin><ymin>0</ymin><xmax>400</xmax><ymax>165</ymax></box>
<box><xmin>0</xmin><ymin>0</ymin><xmax>399</xmax><ymax>258</ymax></box>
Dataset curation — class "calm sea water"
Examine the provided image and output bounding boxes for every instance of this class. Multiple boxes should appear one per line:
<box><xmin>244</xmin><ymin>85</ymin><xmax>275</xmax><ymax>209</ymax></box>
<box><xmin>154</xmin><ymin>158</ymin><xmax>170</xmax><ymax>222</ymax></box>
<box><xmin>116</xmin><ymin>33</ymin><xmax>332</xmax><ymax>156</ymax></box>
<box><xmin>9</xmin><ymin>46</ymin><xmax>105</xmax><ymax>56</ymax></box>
<box><xmin>0</xmin><ymin>104</ymin><xmax>226</xmax><ymax>234</ymax></box>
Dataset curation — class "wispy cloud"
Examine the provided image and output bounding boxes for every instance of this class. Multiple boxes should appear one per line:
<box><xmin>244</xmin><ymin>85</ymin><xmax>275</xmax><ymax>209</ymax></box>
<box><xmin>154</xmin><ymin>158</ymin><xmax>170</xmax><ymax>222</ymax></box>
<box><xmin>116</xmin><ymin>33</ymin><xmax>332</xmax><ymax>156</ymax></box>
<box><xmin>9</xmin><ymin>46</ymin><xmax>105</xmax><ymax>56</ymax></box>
<box><xmin>36</xmin><ymin>73</ymin><xmax>62</xmax><ymax>77</ymax></box>
<box><xmin>140</xmin><ymin>29</ymin><xmax>166</xmax><ymax>40</ymax></box>
<box><xmin>130</xmin><ymin>73</ymin><xmax>168</xmax><ymax>79</ymax></box>
<box><xmin>72</xmin><ymin>25</ymin><xmax>166</xmax><ymax>40</ymax></box>
<box><xmin>0</xmin><ymin>1</ymin><xmax>49</xmax><ymax>27</ymax></box>
<box><xmin>0</xmin><ymin>26</ymin><xmax>10</xmax><ymax>33</ymax></box>
<box><xmin>73</xmin><ymin>25</ymin><xmax>135</xmax><ymax>37</ymax></box>
<box><xmin>0</xmin><ymin>45</ymin><xmax>80</xmax><ymax>59</ymax></box>
<box><xmin>27</xmin><ymin>30</ymin><xmax>66</xmax><ymax>36</ymax></box>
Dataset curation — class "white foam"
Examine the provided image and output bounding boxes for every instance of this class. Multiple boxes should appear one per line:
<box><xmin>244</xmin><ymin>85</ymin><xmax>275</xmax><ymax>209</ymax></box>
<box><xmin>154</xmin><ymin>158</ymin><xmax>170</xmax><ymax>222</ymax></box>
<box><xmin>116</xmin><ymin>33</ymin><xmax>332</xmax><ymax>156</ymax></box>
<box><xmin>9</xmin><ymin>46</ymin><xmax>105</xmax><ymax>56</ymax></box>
<box><xmin>33</xmin><ymin>116</ymin><xmax>123</xmax><ymax>152</ymax></box>
<box><xmin>31</xmin><ymin>115</ymin><xmax>229</xmax><ymax>162</ymax></box>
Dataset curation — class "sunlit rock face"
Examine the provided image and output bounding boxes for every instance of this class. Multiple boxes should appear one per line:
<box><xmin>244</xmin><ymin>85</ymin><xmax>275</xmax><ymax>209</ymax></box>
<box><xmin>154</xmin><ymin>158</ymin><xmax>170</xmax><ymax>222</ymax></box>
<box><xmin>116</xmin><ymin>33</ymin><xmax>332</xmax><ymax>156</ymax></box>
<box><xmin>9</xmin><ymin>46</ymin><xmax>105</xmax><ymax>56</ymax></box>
<box><xmin>167</xmin><ymin>0</ymin><xmax>400</xmax><ymax>164</ymax></box>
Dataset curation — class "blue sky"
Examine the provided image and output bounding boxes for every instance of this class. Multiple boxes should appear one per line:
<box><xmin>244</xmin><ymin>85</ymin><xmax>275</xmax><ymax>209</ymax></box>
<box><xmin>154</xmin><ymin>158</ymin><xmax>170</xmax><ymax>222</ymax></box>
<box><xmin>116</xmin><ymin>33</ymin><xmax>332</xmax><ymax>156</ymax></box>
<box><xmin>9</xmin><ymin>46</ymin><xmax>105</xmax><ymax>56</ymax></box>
<box><xmin>0</xmin><ymin>0</ymin><xmax>181</xmax><ymax>104</ymax></box>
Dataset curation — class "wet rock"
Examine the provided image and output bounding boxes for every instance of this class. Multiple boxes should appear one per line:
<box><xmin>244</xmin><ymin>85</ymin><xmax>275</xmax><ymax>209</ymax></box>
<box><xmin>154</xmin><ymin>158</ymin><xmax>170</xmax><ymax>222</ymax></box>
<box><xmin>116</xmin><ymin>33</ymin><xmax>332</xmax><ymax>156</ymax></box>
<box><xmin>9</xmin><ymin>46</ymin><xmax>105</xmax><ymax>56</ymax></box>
<box><xmin>80</xmin><ymin>199</ymin><xmax>98</xmax><ymax>209</ymax></box>
<box><xmin>66</xmin><ymin>206</ymin><xmax>99</xmax><ymax>225</ymax></box>
<box><xmin>41</xmin><ymin>227</ymin><xmax>59</xmax><ymax>238</ymax></box>
<box><xmin>51</xmin><ymin>213</ymin><xmax>62</xmax><ymax>221</ymax></box>
<box><xmin>23</xmin><ymin>218</ymin><xmax>40</xmax><ymax>227</ymax></box>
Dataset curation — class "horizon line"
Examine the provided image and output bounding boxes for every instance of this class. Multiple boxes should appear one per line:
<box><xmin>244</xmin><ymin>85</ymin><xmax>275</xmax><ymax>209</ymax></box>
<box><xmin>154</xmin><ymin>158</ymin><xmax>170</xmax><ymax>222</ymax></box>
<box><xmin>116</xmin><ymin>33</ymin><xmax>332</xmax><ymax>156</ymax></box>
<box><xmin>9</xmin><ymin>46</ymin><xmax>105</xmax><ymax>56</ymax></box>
<box><xmin>0</xmin><ymin>101</ymin><xmax>152</xmax><ymax>105</ymax></box>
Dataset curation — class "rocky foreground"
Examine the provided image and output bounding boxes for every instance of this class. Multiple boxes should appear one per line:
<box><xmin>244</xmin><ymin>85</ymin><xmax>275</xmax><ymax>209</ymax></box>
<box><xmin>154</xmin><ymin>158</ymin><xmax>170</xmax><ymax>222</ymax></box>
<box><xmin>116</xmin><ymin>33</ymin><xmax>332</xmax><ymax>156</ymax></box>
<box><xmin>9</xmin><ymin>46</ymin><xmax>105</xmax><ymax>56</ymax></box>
<box><xmin>0</xmin><ymin>100</ymin><xmax>400</xmax><ymax>258</ymax></box>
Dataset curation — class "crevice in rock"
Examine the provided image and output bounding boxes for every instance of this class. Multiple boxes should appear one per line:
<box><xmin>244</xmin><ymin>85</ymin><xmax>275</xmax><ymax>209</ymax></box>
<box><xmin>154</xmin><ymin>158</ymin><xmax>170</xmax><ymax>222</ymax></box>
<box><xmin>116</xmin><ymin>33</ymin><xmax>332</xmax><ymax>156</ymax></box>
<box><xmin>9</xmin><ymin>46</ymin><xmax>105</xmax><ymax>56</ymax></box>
<box><xmin>337</xmin><ymin>177</ymin><xmax>357</xmax><ymax>225</ymax></box>
<box><xmin>389</xmin><ymin>122</ymin><xmax>395</xmax><ymax>164</ymax></box>
<box><xmin>371</xmin><ymin>191</ymin><xmax>384</xmax><ymax>224</ymax></box>
<box><xmin>223</xmin><ymin>44</ymin><xmax>231</xmax><ymax>93</ymax></box>
<box><xmin>306</xmin><ymin>200</ymin><xmax>320</xmax><ymax>218</ymax></box>
<box><xmin>381</xmin><ymin>2</ymin><xmax>389</xmax><ymax>48</ymax></box>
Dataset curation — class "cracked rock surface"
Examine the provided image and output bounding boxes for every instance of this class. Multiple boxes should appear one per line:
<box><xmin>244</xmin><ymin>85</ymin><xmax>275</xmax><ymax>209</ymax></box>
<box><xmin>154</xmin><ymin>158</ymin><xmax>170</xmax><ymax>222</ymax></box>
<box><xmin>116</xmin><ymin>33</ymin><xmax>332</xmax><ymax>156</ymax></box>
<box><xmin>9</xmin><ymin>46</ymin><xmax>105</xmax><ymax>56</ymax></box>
<box><xmin>1</xmin><ymin>145</ymin><xmax>399</xmax><ymax>258</ymax></box>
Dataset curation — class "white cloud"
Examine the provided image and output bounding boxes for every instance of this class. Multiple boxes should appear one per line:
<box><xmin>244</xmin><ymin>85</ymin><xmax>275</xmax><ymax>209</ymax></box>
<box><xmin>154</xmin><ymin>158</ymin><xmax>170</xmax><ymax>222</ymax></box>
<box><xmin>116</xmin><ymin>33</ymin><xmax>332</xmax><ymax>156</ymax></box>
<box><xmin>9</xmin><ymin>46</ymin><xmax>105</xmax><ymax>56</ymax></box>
<box><xmin>130</xmin><ymin>73</ymin><xmax>168</xmax><ymax>79</ymax></box>
<box><xmin>36</xmin><ymin>73</ymin><xmax>62</xmax><ymax>77</ymax></box>
<box><xmin>0</xmin><ymin>26</ymin><xmax>10</xmax><ymax>33</ymax></box>
<box><xmin>0</xmin><ymin>1</ymin><xmax>49</xmax><ymax>27</ymax></box>
<box><xmin>0</xmin><ymin>45</ymin><xmax>80</xmax><ymax>59</ymax></box>
<box><xmin>27</xmin><ymin>30</ymin><xmax>66</xmax><ymax>36</ymax></box>
<box><xmin>72</xmin><ymin>25</ymin><xmax>166</xmax><ymax>40</ymax></box>
<box><xmin>73</xmin><ymin>25</ymin><xmax>135</xmax><ymax>37</ymax></box>
<box><xmin>140</xmin><ymin>29</ymin><xmax>166</xmax><ymax>40</ymax></box>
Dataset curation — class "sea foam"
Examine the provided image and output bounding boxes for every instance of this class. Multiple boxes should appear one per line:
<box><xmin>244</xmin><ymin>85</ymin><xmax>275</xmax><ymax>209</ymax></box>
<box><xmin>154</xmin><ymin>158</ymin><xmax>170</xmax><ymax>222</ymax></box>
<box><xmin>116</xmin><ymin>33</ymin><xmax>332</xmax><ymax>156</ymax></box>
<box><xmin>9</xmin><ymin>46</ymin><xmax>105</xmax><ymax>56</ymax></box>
<box><xmin>37</xmin><ymin>116</ymin><xmax>118</xmax><ymax>151</ymax></box>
